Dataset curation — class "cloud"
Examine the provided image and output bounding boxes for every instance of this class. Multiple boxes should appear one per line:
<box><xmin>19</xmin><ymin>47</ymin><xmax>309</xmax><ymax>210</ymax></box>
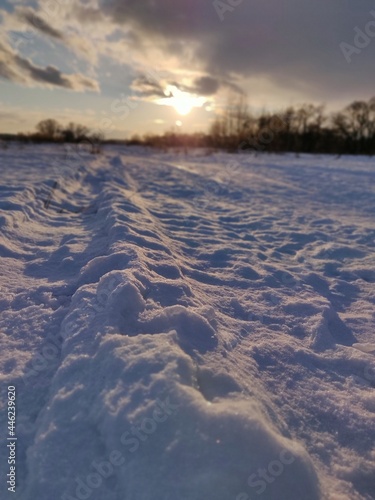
<box><xmin>130</xmin><ymin>73</ymin><xmax>225</xmax><ymax>112</ymax></box>
<box><xmin>89</xmin><ymin>0</ymin><xmax>375</xmax><ymax>103</ymax></box>
<box><xmin>130</xmin><ymin>74</ymin><xmax>167</xmax><ymax>98</ymax></box>
<box><xmin>0</xmin><ymin>4</ymin><xmax>100</xmax><ymax>67</ymax></box>
<box><xmin>190</xmin><ymin>76</ymin><xmax>220</xmax><ymax>96</ymax></box>
<box><xmin>70</xmin><ymin>4</ymin><xmax>106</xmax><ymax>24</ymax></box>
<box><xmin>171</xmin><ymin>76</ymin><xmax>224</xmax><ymax>98</ymax></box>
<box><xmin>0</xmin><ymin>39</ymin><xmax>99</xmax><ymax>91</ymax></box>
<box><xmin>1</xmin><ymin>0</ymin><xmax>375</xmax><ymax>109</ymax></box>
<box><xmin>15</xmin><ymin>7</ymin><xmax>64</xmax><ymax>40</ymax></box>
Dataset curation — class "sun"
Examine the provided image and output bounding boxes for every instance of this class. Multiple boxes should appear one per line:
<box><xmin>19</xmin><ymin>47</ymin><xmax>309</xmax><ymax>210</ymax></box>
<box><xmin>174</xmin><ymin>96</ymin><xmax>193</xmax><ymax>116</ymax></box>
<box><xmin>156</xmin><ymin>85</ymin><xmax>206</xmax><ymax>116</ymax></box>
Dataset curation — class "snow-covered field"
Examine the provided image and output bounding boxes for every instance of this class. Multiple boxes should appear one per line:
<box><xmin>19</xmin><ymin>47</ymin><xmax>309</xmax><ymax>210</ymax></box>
<box><xmin>0</xmin><ymin>145</ymin><xmax>374</xmax><ymax>500</ymax></box>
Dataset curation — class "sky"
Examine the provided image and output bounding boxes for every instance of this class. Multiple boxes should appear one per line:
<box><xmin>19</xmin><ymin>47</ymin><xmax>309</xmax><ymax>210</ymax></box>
<box><xmin>1</xmin><ymin>0</ymin><xmax>375</xmax><ymax>139</ymax></box>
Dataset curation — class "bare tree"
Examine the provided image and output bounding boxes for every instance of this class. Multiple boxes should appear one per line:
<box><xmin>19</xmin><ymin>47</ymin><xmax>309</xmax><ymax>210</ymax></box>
<box><xmin>334</xmin><ymin>101</ymin><xmax>370</xmax><ymax>141</ymax></box>
<box><xmin>36</xmin><ymin>119</ymin><xmax>62</xmax><ymax>140</ymax></box>
<box><xmin>210</xmin><ymin>93</ymin><xmax>252</xmax><ymax>151</ymax></box>
<box><xmin>62</xmin><ymin>122</ymin><xmax>90</xmax><ymax>143</ymax></box>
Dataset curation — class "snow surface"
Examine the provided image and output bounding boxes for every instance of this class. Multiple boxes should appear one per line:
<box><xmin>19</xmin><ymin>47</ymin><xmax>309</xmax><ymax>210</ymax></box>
<box><xmin>0</xmin><ymin>145</ymin><xmax>374</xmax><ymax>500</ymax></box>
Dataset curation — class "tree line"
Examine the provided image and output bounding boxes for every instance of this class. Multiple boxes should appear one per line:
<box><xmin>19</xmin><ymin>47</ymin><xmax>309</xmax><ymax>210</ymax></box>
<box><xmin>208</xmin><ymin>96</ymin><xmax>375</xmax><ymax>155</ymax></box>
<box><xmin>137</xmin><ymin>96</ymin><xmax>375</xmax><ymax>156</ymax></box>
<box><xmin>17</xmin><ymin>119</ymin><xmax>104</xmax><ymax>153</ymax></box>
<box><xmin>6</xmin><ymin>96</ymin><xmax>375</xmax><ymax>156</ymax></box>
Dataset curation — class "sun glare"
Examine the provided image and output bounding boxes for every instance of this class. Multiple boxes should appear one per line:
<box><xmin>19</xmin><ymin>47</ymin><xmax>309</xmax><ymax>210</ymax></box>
<box><xmin>156</xmin><ymin>85</ymin><xmax>206</xmax><ymax>116</ymax></box>
<box><xmin>174</xmin><ymin>98</ymin><xmax>193</xmax><ymax>116</ymax></box>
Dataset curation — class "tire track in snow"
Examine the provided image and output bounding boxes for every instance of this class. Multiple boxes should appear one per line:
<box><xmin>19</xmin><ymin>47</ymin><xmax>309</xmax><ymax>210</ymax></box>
<box><xmin>23</xmin><ymin>152</ymin><xmax>321</xmax><ymax>500</ymax></box>
<box><xmin>0</xmin><ymin>150</ymin><xmax>125</xmax><ymax>496</ymax></box>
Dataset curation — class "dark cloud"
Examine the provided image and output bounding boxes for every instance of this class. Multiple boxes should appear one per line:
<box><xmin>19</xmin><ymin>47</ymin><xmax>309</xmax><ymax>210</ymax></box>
<box><xmin>131</xmin><ymin>73</ymin><xmax>222</xmax><ymax>100</ymax></box>
<box><xmin>0</xmin><ymin>40</ymin><xmax>99</xmax><ymax>91</ymax></box>
<box><xmin>188</xmin><ymin>76</ymin><xmax>220</xmax><ymax>96</ymax></box>
<box><xmin>16</xmin><ymin>7</ymin><xmax>64</xmax><ymax>40</ymax></box>
<box><xmin>131</xmin><ymin>74</ymin><xmax>167</xmax><ymax>98</ymax></box>
<box><xmin>93</xmin><ymin>0</ymin><xmax>375</xmax><ymax>102</ymax></box>
<box><xmin>99</xmin><ymin>0</ymin><xmax>214</xmax><ymax>38</ymax></box>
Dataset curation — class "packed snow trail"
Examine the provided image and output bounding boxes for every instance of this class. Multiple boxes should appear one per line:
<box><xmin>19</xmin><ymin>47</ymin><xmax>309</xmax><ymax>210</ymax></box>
<box><xmin>0</xmin><ymin>145</ymin><xmax>374</xmax><ymax>499</ymax></box>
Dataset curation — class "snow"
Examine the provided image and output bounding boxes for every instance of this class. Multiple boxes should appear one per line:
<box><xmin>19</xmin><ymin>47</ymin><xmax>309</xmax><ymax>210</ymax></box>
<box><xmin>0</xmin><ymin>144</ymin><xmax>374</xmax><ymax>499</ymax></box>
